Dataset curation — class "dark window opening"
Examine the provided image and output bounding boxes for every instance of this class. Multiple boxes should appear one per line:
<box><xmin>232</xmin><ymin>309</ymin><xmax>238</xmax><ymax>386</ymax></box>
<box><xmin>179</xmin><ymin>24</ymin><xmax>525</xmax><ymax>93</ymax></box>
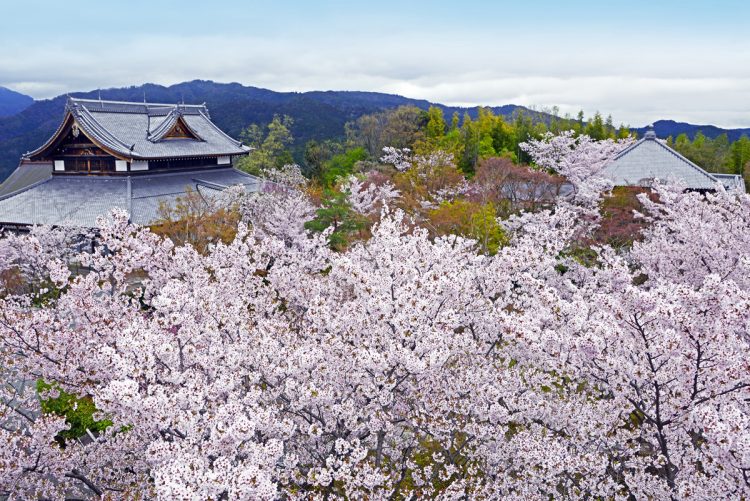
<box><xmin>148</xmin><ymin>157</ymin><xmax>219</xmax><ymax>170</ymax></box>
<box><xmin>61</xmin><ymin>156</ymin><xmax>116</xmax><ymax>173</ymax></box>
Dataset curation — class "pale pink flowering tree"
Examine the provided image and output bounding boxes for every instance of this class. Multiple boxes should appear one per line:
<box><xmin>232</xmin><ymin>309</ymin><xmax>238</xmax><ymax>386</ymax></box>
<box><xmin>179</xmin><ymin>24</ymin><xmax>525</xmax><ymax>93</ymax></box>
<box><xmin>540</xmin><ymin>242</ymin><xmax>750</xmax><ymax>499</ymax></box>
<box><xmin>340</xmin><ymin>174</ymin><xmax>400</xmax><ymax>216</ymax></box>
<box><xmin>632</xmin><ymin>182</ymin><xmax>750</xmax><ymax>290</ymax></box>
<box><xmin>0</xmin><ymin>206</ymin><xmax>590</xmax><ymax>499</ymax></box>
<box><xmin>0</xmin><ymin>224</ymin><xmax>90</xmax><ymax>292</ymax></box>
<box><xmin>0</xmin><ymin>147</ymin><xmax>749</xmax><ymax>499</ymax></box>
<box><xmin>1</xmin><ymin>210</ymin><xmax>291</xmax><ymax>499</ymax></box>
<box><xmin>379</xmin><ymin>146</ymin><xmax>412</xmax><ymax>172</ymax></box>
<box><xmin>520</xmin><ymin>130</ymin><xmax>634</xmax><ymax>206</ymax></box>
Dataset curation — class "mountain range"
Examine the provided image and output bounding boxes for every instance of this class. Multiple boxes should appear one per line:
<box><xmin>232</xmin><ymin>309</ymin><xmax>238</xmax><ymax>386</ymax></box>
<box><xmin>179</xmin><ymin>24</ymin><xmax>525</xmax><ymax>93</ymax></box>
<box><xmin>0</xmin><ymin>87</ymin><xmax>33</xmax><ymax>118</ymax></box>
<box><xmin>1</xmin><ymin>80</ymin><xmax>749</xmax><ymax>183</ymax></box>
<box><xmin>631</xmin><ymin>121</ymin><xmax>750</xmax><ymax>143</ymax></box>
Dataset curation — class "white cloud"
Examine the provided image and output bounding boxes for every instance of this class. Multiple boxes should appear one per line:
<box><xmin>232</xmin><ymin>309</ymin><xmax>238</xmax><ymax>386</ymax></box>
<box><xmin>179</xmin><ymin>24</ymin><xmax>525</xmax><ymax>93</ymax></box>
<box><xmin>2</xmin><ymin>33</ymin><xmax>750</xmax><ymax>128</ymax></box>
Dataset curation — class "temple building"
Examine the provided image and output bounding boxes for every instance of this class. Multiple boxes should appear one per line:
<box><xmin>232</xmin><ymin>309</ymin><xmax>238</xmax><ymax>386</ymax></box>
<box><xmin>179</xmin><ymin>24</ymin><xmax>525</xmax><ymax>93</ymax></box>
<box><xmin>602</xmin><ymin>130</ymin><xmax>746</xmax><ymax>192</ymax></box>
<box><xmin>0</xmin><ymin>97</ymin><xmax>259</xmax><ymax>228</ymax></box>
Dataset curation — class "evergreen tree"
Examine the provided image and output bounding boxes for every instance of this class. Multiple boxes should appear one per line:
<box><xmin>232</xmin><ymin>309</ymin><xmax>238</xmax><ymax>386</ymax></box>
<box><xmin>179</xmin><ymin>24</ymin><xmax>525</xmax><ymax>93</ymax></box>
<box><xmin>426</xmin><ymin>106</ymin><xmax>447</xmax><ymax>139</ymax></box>
<box><xmin>450</xmin><ymin>111</ymin><xmax>460</xmax><ymax>131</ymax></box>
<box><xmin>304</xmin><ymin>190</ymin><xmax>366</xmax><ymax>251</ymax></box>
<box><xmin>730</xmin><ymin>135</ymin><xmax>750</xmax><ymax>175</ymax></box>
<box><xmin>237</xmin><ymin>115</ymin><xmax>294</xmax><ymax>175</ymax></box>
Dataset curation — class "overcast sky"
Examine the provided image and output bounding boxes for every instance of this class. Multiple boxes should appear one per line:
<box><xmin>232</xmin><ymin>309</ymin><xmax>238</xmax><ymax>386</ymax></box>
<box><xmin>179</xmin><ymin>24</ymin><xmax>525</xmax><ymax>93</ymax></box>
<box><xmin>2</xmin><ymin>0</ymin><xmax>750</xmax><ymax>127</ymax></box>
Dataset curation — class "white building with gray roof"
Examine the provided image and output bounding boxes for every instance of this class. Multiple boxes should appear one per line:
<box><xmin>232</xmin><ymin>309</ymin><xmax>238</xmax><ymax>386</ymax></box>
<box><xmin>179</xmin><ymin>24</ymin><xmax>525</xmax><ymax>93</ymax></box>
<box><xmin>602</xmin><ymin>130</ymin><xmax>745</xmax><ymax>193</ymax></box>
<box><xmin>0</xmin><ymin>98</ymin><xmax>260</xmax><ymax>228</ymax></box>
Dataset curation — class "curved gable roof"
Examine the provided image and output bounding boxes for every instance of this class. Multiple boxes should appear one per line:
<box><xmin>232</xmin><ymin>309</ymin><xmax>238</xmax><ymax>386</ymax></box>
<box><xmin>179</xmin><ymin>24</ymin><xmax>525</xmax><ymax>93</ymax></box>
<box><xmin>147</xmin><ymin>108</ymin><xmax>205</xmax><ymax>142</ymax></box>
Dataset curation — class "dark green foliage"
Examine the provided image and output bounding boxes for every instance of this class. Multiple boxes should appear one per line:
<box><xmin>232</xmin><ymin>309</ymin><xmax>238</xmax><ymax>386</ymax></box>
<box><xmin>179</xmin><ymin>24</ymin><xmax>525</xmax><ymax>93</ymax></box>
<box><xmin>730</xmin><ymin>136</ymin><xmax>750</xmax><ymax>175</ymax></box>
<box><xmin>584</xmin><ymin>112</ymin><xmax>617</xmax><ymax>140</ymax></box>
<box><xmin>561</xmin><ymin>246</ymin><xmax>599</xmax><ymax>268</ymax></box>
<box><xmin>425</xmin><ymin>106</ymin><xmax>447</xmax><ymax>138</ymax></box>
<box><xmin>303</xmin><ymin>139</ymin><xmax>345</xmax><ymax>178</ymax></box>
<box><xmin>31</xmin><ymin>281</ymin><xmax>64</xmax><ymax>307</ymax></box>
<box><xmin>320</xmin><ymin>147</ymin><xmax>368</xmax><ymax>187</ymax></box>
<box><xmin>304</xmin><ymin>191</ymin><xmax>366</xmax><ymax>251</ymax></box>
<box><xmin>36</xmin><ymin>380</ymin><xmax>113</xmax><ymax>446</ymax></box>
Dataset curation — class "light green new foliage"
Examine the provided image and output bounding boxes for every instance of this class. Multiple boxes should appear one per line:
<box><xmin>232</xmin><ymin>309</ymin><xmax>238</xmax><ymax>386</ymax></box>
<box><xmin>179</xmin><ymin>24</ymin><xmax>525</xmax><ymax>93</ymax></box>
<box><xmin>237</xmin><ymin>114</ymin><xmax>294</xmax><ymax>175</ymax></box>
<box><xmin>730</xmin><ymin>135</ymin><xmax>750</xmax><ymax>175</ymax></box>
<box><xmin>36</xmin><ymin>380</ymin><xmax>113</xmax><ymax>446</ymax></box>
<box><xmin>425</xmin><ymin>106</ymin><xmax>447</xmax><ymax>139</ymax></box>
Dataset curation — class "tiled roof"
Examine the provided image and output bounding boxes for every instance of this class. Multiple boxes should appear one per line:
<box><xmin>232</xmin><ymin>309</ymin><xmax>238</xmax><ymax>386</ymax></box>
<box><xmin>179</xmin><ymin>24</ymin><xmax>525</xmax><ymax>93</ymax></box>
<box><xmin>129</xmin><ymin>168</ymin><xmax>262</xmax><ymax>225</ymax></box>
<box><xmin>713</xmin><ymin>173</ymin><xmax>747</xmax><ymax>193</ymax></box>
<box><xmin>602</xmin><ymin>132</ymin><xmax>744</xmax><ymax>192</ymax></box>
<box><xmin>0</xmin><ymin>176</ymin><xmax>129</xmax><ymax>227</ymax></box>
<box><xmin>0</xmin><ymin>162</ymin><xmax>53</xmax><ymax>198</ymax></box>
<box><xmin>0</xmin><ymin>167</ymin><xmax>262</xmax><ymax>228</ymax></box>
<box><xmin>25</xmin><ymin>98</ymin><xmax>251</xmax><ymax>161</ymax></box>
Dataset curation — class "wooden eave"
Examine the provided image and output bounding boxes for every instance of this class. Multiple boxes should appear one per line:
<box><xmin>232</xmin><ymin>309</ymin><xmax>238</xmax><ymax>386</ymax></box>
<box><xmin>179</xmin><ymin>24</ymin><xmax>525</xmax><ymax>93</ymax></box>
<box><xmin>27</xmin><ymin>113</ymin><xmax>131</xmax><ymax>162</ymax></box>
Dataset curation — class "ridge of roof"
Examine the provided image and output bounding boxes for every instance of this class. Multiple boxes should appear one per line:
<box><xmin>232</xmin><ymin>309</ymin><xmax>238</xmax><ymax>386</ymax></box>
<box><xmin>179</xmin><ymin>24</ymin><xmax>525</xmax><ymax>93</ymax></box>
<box><xmin>68</xmin><ymin>97</ymin><xmax>208</xmax><ymax>118</ymax></box>
<box><xmin>23</xmin><ymin>111</ymin><xmax>73</xmax><ymax>158</ymax></box>
<box><xmin>192</xmin><ymin>178</ymin><xmax>229</xmax><ymax>190</ymax></box>
<box><xmin>612</xmin><ymin>135</ymin><xmax>719</xmax><ymax>184</ymax></box>
<box><xmin>45</xmin><ymin>166</ymin><xmax>249</xmax><ymax>183</ymax></box>
<box><xmin>70</xmin><ymin>97</ymin><xmax>206</xmax><ymax>108</ymax></box>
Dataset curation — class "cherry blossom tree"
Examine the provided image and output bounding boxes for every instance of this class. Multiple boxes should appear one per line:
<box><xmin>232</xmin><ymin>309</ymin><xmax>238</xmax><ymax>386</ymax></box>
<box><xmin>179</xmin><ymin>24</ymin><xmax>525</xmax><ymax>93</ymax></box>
<box><xmin>632</xmin><ymin>182</ymin><xmax>750</xmax><ymax>290</ymax></box>
<box><xmin>379</xmin><ymin>146</ymin><xmax>412</xmax><ymax>172</ymax></box>
<box><xmin>340</xmin><ymin>173</ymin><xmax>400</xmax><ymax>216</ymax></box>
<box><xmin>520</xmin><ymin>130</ymin><xmax>634</xmax><ymax>206</ymax></box>
<box><xmin>0</xmin><ymin>137</ymin><xmax>748</xmax><ymax>499</ymax></box>
<box><xmin>0</xmin><ymin>224</ymin><xmax>90</xmax><ymax>294</ymax></box>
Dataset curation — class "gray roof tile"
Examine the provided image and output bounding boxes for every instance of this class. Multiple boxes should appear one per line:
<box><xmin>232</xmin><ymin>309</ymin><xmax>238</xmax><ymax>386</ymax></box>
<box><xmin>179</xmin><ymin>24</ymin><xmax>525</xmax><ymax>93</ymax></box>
<box><xmin>0</xmin><ymin>162</ymin><xmax>53</xmax><ymax>198</ymax></box>
<box><xmin>0</xmin><ymin>177</ymin><xmax>129</xmax><ymax>227</ymax></box>
<box><xmin>602</xmin><ymin>135</ymin><xmax>743</xmax><ymax>191</ymax></box>
<box><xmin>0</xmin><ymin>168</ymin><xmax>262</xmax><ymax>228</ymax></box>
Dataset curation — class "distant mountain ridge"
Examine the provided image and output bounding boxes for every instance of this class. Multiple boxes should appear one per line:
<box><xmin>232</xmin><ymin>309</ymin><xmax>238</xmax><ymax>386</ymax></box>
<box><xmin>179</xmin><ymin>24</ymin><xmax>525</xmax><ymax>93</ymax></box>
<box><xmin>0</xmin><ymin>87</ymin><xmax>33</xmax><ymax>118</ymax></box>
<box><xmin>0</xmin><ymin>80</ymin><xmax>531</xmax><ymax>182</ymax></box>
<box><xmin>632</xmin><ymin>120</ymin><xmax>750</xmax><ymax>143</ymax></box>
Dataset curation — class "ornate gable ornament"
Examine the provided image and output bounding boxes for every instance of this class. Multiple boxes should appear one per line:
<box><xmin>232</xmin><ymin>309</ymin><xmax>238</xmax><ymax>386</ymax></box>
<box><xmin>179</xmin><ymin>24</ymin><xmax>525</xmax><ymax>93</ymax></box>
<box><xmin>162</xmin><ymin>116</ymin><xmax>199</xmax><ymax>140</ymax></box>
<box><xmin>148</xmin><ymin>110</ymin><xmax>205</xmax><ymax>143</ymax></box>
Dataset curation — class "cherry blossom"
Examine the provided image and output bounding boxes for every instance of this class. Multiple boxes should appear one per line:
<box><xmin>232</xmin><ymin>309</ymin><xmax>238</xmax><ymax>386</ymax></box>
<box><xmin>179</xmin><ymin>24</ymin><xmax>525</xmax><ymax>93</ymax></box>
<box><xmin>340</xmin><ymin>174</ymin><xmax>400</xmax><ymax>215</ymax></box>
<box><xmin>521</xmin><ymin>130</ymin><xmax>634</xmax><ymax>206</ymax></box>
<box><xmin>0</xmin><ymin>137</ymin><xmax>748</xmax><ymax>500</ymax></box>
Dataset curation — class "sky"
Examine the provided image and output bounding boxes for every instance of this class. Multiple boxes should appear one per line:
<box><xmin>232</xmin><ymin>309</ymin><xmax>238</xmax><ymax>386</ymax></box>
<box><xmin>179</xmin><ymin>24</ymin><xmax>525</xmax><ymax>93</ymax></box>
<box><xmin>2</xmin><ymin>0</ymin><xmax>750</xmax><ymax>127</ymax></box>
